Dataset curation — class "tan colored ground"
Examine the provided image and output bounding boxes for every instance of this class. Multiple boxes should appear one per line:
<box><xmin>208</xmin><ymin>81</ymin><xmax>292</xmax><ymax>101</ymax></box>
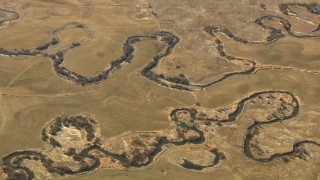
<box><xmin>0</xmin><ymin>0</ymin><xmax>319</xmax><ymax>180</ymax></box>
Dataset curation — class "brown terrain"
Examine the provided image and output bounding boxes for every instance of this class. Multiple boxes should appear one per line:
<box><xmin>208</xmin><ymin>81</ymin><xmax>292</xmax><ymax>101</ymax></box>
<box><xmin>0</xmin><ymin>0</ymin><xmax>319</xmax><ymax>180</ymax></box>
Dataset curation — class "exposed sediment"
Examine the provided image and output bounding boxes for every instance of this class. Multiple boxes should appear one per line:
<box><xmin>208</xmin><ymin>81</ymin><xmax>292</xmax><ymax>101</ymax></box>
<box><xmin>179</xmin><ymin>149</ymin><xmax>222</xmax><ymax>170</ymax></box>
<box><xmin>1</xmin><ymin>2</ymin><xmax>320</xmax><ymax>179</ymax></box>
<box><xmin>170</xmin><ymin>90</ymin><xmax>320</xmax><ymax>163</ymax></box>
<box><xmin>2</xmin><ymin>90</ymin><xmax>319</xmax><ymax>179</ymax></box>
<box><xmin>1</xmin><ymin>111</ymin><xmax>211</xmax><ymax>180</ymax></box>
<box><xmin>1</xmin><ymin>3</ymin><xmax>319</xmax><ymax>92</ymax></box>
<box><xmin>279</xmin><ymin>3</ymin><xmax>320</xmax><ymax>17</ymax></box>
<box><xmin>0</xmin><ymin>8</ymin><xmax>19</xmax><ymax>27</ymax></box>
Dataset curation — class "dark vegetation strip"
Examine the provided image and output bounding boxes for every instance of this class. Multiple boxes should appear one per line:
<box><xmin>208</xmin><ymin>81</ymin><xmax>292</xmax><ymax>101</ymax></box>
<box><xmin>2</xmin><ymin>113</ymin><xmax>207</xmax><ymax>179</ymax></box>
<box><xmin>1</xmin><ymin>3</ymin><xmax>319</xmax><ymax>91</ymax></box>
<box><xmin>279</xmin><ymin>3</ymin><xmax>320</xmax><ymax>16</ymax></box>
<box><xmin>171</xmin><ymin>91</ymin><xmax>320</xmax><ymax>162</ymax></box>
<box><xmin>279</xmin><ymin>3</ymin><xmax>320</xmax><ymax>32</ymax></box>
<box><xmin>0</xmin><ymin>9</ymin><xmax>19</xmax><ymax>26</ymax></box>
<box><xmin>2</xmin><ymin>90</ymin><xmax>320</xmax><ymax>179</ymax></box>
<box><xmin>180</xmin><ymin>149</ymin><xmax>223</xmax><ymax>170</ymax></box>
